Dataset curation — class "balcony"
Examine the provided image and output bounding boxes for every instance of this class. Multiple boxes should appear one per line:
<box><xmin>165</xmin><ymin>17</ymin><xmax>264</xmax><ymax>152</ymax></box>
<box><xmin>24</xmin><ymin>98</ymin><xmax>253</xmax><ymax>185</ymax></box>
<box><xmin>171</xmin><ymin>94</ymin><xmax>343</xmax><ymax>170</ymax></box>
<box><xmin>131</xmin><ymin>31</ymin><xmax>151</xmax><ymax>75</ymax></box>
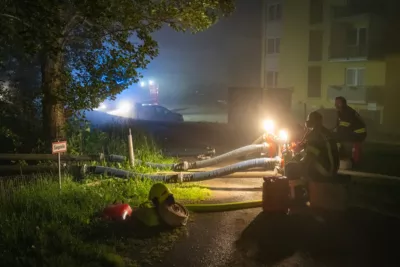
<box><xmin>332</xmin><ymin>7</ymin><xmax>372</xmax><ymax>21</ymax></box>
<box><xmin>329</xmin><ymin>45</ymin><xmax>368</xmax><ymax>61</ymax></box>
<box><xmin>328</xmin><ymin>7</ymin><xmax>386</xmax><ymax>61</ymax></box>
<box><xmin>327</xmin><ymin>85</ymin><xmax>384</xmax><ymax>104</ymax></box>
<box><xmin>331</xmin><ymin>1</ymin><xmax>381</xmax><ymax>20</ymax></box>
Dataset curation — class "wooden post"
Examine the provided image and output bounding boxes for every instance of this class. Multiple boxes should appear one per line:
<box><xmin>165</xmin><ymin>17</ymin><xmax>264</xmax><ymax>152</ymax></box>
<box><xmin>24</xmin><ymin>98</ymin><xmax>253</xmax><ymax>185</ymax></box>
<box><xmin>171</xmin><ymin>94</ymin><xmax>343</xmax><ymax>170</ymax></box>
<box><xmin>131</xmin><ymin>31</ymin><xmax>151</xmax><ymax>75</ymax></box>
<box><xmin>128</xmin><ymin>128</ymin><xmax>135</xmax><ymax>167</ymax></box>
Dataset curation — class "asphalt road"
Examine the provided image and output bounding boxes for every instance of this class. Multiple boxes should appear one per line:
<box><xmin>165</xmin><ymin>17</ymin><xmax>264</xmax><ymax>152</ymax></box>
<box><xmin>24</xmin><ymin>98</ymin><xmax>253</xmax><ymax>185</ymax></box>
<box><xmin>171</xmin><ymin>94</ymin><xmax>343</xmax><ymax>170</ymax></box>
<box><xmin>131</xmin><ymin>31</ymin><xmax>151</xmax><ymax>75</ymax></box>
<box><xmin>154</xmin><ymin>177</ymin><xmax>400</xmax><ymax>267</ymax></box>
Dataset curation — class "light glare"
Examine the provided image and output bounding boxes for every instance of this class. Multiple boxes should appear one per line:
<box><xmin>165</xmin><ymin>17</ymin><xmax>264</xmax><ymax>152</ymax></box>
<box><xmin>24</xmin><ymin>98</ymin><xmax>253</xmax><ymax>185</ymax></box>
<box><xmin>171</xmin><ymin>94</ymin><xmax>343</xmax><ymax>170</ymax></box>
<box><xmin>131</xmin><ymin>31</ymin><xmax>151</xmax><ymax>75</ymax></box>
<box><xmin>278</xmin><ymin>129</ymin><xmax>289</xmax><ymax>142</ymax></box>
<box><xmin>140</xmin><ymin>81</ymin><xmax>146</xmax><ymax>87</ymax></box>
<box><xmin>94</xmin><ymin>103</ymin><xmax>107</xmax><ymax>111</ymax></box>
<box><xmin>263</xmin><ymin>120</ymin><xmax>275</xmax><ymax>133</ymax></box>
<box><xmin>149</xmin><ymin>80</ymin><xmax>154</xmax><ymax>85</ymax></box>
<box><xmin>118</xmin><ymin>101</ymin><xmax>132</xmax><ymax>112</ymax></box>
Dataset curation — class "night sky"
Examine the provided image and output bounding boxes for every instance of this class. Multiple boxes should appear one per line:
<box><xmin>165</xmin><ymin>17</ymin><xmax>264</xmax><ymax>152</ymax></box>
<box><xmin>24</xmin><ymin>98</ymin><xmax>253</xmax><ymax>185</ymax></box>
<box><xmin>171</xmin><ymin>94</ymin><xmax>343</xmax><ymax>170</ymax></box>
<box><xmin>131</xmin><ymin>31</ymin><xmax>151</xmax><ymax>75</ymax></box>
<box><xmin>145</xmin><ymin>0</ymin><xmax>263</xmax><ymax>103</ymax></box>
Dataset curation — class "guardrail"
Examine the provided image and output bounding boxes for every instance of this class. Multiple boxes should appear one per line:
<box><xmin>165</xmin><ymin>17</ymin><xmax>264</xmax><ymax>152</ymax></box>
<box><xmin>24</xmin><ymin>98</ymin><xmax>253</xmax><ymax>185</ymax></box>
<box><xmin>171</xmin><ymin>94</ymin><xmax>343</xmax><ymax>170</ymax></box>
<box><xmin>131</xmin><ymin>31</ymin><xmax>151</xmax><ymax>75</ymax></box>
<box><xmin>0</xmin><ymin>153</ymin><xmax>103</xmax><ymax>162</ymax></box>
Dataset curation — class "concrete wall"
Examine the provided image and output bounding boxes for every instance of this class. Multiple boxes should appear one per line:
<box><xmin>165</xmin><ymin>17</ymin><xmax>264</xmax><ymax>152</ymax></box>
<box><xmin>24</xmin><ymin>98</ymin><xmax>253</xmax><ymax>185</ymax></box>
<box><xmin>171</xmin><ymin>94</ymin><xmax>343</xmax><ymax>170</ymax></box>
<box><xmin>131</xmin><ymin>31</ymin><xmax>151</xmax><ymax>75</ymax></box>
<box><xmin>383</xmin><ymin>54</ymin><xmax>400</xmax><ymax>132</ymax></box>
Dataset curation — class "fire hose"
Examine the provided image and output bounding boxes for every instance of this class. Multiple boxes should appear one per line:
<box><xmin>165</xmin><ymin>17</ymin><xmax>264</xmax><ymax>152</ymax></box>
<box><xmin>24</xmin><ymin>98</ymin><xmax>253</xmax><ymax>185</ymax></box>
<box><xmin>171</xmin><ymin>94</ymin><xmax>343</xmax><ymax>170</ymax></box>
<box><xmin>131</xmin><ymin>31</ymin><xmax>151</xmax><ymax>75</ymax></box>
<box><xmin>138</xmin><ymin>200</ymin><xmax>263</xmax><ymax>227</ymax></box>
<box><xmin>104</xmin><ymin>192</ymin><xmax>263</xmax><ymax>228</ymax></box>
<box><xmin>185</xmin><ymin>200</ymin><xmax>262</xmax><ymax>212</ymax></box>
<box><xmin>106</xmin><ymin>144</ymin><xmax>269</xmax><ymax>171</ymax></box>
<box><xmin>84</xmin><ymin>157</ymin><xmax>280</xmax><ymax>182</ymax></box>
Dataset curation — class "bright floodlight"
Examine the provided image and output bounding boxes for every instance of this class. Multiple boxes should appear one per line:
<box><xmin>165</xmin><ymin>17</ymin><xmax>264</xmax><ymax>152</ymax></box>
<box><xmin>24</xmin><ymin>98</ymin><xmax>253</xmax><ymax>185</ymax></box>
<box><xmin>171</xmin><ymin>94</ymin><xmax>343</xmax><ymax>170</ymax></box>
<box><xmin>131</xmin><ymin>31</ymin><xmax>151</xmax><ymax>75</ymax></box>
<box><xmin>262</xmin><ymin>119</ymin><xmax>275</xmax><ymax>133</ymax></box>
<box><xmin>149</xmin><ymin>80</ymin><xmax>154</xmax><ymax>85</ymax></box>
<box><xmin>278</xmin><ymin>129</ymin><xmax>289</xmax><ymax>142</ymax></box>
<box><xmin>107</xmin><ymin>101</ymin><xmax>133</xmax><ymax>118</ymax></box>
<box><xmin>140</xmin><ymin>81</ymin><xmax>146</xmax><ymax>87</ymax></box>
<box><xmin>118</xmin><ymin>101</ymin><xmax>132</xmax><ymax>112</ymax></box>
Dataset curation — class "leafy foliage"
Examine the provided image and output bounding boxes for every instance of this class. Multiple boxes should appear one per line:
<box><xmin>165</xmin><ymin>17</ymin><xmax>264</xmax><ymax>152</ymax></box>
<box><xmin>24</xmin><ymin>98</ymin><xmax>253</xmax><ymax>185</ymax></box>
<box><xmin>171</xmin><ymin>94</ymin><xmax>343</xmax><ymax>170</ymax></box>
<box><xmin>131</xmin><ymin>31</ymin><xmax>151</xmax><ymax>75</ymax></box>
<box><xmin>0</xmin><ymin>175</ymin><xmax>210</xmax><ymax>266</ymax></box>
<box><xmin>1</xmin><ymin>0</ymin><xmax>234</xmax><ymax>113</ymax></box>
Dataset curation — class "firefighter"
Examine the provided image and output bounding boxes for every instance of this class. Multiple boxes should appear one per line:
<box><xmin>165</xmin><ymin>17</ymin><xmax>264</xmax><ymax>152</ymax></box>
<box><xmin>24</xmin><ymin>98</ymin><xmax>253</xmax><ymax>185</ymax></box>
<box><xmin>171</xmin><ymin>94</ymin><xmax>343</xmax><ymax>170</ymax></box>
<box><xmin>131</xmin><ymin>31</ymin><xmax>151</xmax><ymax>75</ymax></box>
<box><xmin>286</xmin><ymin>111</ymin><xmax>340</xmax><ymax>181</ymax></box>
<box><xmin>334</xmin><ymin>96</ymin><xmax>367</xmax><ymax>143</ymax></box>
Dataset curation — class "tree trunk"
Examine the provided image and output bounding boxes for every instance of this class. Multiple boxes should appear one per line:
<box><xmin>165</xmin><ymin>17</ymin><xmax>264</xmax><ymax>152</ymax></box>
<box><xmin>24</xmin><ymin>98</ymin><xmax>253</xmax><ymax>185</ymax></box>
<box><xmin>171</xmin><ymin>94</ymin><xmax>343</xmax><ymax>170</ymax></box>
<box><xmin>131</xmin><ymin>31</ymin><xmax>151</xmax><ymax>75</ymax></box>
<box><xmin>41</xmin><ymin>50</ymin><xmax>65</xmax><ymax>143</ymax></box>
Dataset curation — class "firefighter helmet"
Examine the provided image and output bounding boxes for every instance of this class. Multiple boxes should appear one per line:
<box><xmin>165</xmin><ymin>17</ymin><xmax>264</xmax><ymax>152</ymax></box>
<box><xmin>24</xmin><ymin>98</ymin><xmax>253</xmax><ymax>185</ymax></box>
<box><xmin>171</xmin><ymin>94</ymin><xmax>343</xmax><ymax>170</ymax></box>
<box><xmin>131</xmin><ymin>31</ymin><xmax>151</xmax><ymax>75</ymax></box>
<box><xmin>148</xmin><ymin>183</ymin><xmax>173</xmax><ymax>206</ymax></box>
<box><xmin>306</xmin><ymin>111</ymin><xmax>323</xmax><ymax>129</ymax></box>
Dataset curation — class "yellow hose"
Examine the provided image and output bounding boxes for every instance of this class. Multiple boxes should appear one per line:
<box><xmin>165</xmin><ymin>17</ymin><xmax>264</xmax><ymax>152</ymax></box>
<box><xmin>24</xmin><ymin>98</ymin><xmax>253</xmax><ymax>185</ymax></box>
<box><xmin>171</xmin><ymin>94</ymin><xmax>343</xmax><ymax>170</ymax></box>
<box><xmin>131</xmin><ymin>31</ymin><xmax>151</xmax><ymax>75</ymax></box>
<box><xmin>185</xmin><ymin>200</ymin><xmax>262</xmax><ymax>213</ymax></box>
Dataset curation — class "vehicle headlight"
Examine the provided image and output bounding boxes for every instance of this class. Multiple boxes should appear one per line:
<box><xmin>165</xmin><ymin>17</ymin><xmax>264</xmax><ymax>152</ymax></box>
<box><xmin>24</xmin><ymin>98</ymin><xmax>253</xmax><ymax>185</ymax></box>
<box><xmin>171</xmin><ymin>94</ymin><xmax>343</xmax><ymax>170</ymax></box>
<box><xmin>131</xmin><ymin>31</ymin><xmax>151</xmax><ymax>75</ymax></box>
<box><xmin>278</xmin><ymin>129</ymin><xmax>289</xmax><ymax>142</ymax></box>
<box><xmin>118</xmin><ymin>101</ymin><xmax>132</xmax><ymax>112</ymax></box>
<box><xmin>262</xmin><ymin>119</ymin><xmax>275</xmax><ymax>133</ymax></box>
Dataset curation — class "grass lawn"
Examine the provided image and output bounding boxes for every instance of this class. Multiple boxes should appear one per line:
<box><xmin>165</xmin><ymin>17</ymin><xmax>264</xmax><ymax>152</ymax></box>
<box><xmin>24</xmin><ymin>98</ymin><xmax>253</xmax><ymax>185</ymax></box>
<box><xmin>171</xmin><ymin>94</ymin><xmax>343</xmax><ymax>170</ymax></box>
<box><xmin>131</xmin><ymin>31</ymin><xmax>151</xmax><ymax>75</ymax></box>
<box><xmin>0</xmin><ymin>175</ymin><xmax>210</xmax><ymax>267</ymax></box>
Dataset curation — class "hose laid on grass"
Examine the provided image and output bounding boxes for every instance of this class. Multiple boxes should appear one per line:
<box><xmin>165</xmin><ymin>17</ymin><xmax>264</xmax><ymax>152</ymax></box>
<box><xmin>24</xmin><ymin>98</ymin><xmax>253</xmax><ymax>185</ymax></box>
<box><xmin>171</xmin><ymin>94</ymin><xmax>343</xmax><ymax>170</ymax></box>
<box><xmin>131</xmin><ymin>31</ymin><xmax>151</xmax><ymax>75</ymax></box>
<box><xmin>106</xmin><ymin>144</ymin><xmax>269</xmax><ymax>171</ymax></box>
<box><xmin>185</xmin><ymin>200</ymin><xmax>263</xmax><ymax>213</ymax></box>
<box><xmin>85</xmin><ymin>157</ymin><xmax>280</xmax><ymax>183</ymax></box>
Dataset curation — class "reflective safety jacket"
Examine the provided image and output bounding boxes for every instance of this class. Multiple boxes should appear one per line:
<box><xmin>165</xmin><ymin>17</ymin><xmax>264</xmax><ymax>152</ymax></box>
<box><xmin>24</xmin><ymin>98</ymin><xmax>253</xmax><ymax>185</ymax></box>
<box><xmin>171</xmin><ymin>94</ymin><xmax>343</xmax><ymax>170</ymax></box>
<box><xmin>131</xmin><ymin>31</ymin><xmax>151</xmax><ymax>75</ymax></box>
<box><xmin>337</xmin><ymin>106</ymin><xmax>367</xmax><ymax>136</ymax></box>
<box><xmin>304</xmin><ymin>127</ymin><xmax>340</xmax><ymax>177</ymax></box>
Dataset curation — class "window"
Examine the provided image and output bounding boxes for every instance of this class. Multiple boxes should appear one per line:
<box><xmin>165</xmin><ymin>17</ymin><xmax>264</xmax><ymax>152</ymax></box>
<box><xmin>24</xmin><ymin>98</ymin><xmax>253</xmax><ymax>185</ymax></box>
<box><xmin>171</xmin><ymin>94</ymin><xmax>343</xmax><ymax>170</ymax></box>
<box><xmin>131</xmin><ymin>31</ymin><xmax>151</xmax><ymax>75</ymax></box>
<box><xmin>267</xmin><ymin>38</ymin><xmax>280</xmax><ymax>54</ymax></box>
<box><xmin>308</xmin><ymin>66</ymin><xmax>322</xmax><ymax>97</ymax></box>
<box><xmin>309</xmin><ymin>0</ymin><xmax>324</xmax><ymax>24</ymax></box>
<box><xmin>266</xmin><ymin>71</ymin><xmax>278</xmax><ymax>88</ymax></box>
<box><xmin>275</xmin><ymin>38</ymin><xmax>281</xmax><ymax>53</ymax></box>
<box><xmin>309</xmin><ymin>30</ymin><xmax>323</xmax><ymax>61</ymax></box>
<box><xmin>345</xmin><ymin>68</ymin><xmax>365</xmax><ymax>86</ymax></box>
<box><xmin>268</xmin><ymin>3</ymin><xmax>282</xmax><ymax>21</ymax></box>
<box><xmin>346</xmin><ymin>27</ymin><xmax>367</xmax><ymax>46</ymax></box>
<box><xmin>155</xmin><ymin>106</ymin><xmax>171</xmax><ymax>115</ymax></box>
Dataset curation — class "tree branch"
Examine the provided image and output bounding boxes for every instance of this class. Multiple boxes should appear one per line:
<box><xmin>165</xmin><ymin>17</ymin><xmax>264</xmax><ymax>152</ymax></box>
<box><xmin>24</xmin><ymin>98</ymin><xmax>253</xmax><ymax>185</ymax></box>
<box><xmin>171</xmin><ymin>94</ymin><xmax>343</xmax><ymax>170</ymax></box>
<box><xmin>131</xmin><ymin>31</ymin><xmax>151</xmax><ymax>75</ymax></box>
<box><xmin>0</xmin><ymin>13</ymin><xmax>30</xmax><ymax>27</ymax></box>
<box><xmin>62</xmin><ymin>14</ymin><xmax>79</xmax><ymax>35</ymax></box>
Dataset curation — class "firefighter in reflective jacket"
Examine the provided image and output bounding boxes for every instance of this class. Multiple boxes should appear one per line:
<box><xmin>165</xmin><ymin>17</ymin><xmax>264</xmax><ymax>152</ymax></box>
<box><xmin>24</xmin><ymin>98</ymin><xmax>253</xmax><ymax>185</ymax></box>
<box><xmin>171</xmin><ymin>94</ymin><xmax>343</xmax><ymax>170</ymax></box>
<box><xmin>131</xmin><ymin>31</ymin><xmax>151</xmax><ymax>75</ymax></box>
<box><xmin>287</xmin><ymin>111</ymin><xmax>339</xmax><ymax>181</ymax></box>
<box><xmin>334</xmin><ymin>96</ymin><xmax>367</xmax><ymax>142</ymax></box>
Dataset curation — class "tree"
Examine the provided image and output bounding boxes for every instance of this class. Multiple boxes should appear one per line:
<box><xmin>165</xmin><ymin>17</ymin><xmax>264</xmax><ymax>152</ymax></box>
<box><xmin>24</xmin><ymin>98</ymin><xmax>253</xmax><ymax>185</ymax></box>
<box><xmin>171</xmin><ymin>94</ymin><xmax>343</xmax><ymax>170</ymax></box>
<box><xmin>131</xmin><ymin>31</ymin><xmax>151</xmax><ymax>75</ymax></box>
<box><xmin>0</xmin><ymin>0</ymin><xmax>234</xmax><ymax>142</ymax></box>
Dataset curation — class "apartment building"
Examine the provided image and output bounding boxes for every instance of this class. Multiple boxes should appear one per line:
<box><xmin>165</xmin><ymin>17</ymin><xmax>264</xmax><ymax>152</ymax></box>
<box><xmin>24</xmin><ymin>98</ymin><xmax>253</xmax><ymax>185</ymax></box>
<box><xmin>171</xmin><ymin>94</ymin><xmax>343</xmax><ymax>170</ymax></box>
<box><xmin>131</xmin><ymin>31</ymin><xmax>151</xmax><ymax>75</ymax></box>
<box><xmin>262</xmin><ymin>0</ymin><xmax>400</xmax><ymax>132</ymax></box>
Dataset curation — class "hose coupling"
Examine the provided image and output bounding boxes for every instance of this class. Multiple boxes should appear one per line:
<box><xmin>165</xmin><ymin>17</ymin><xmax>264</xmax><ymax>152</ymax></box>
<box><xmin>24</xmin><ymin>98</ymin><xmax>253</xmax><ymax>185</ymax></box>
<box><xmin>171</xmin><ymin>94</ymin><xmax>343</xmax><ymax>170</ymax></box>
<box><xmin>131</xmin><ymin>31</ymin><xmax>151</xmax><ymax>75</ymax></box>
<box><xmin>173</xmin><ymin>161</ymin><xmax>189</xmax><ymax>171</ymax></box>
<box><xmin>261</xmin><ymin>142</ymin><xmax>270</xmax><ymax>152</ymax></box>
<box><xmin>178</xmin><ymin>172</ymin><xmax>184</xmax><ymax>183</ymax></box>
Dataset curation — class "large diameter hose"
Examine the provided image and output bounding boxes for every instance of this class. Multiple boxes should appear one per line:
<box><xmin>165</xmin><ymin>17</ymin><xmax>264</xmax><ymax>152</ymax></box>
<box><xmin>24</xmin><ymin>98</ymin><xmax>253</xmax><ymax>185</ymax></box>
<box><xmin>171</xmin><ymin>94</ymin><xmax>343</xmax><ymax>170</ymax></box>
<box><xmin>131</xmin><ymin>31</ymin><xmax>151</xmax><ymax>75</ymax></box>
<box><xmin>85</xmin><ymin>157</ymin><xmax>279</xmax><ymax>183</ymax></box>
<box><xmin>188</xmin><ymin>157</ymin><xmax>278</xmax><ymax>182</ymax></box>
<box><xmin>106</xmin><ymin>144</ymin><xmax>268</xmax><ymax>171</ymax></box>
<box><xmin>188</xmin><ymin>143</ymin><xmax>268</xmax><ymax>169</ymax></box>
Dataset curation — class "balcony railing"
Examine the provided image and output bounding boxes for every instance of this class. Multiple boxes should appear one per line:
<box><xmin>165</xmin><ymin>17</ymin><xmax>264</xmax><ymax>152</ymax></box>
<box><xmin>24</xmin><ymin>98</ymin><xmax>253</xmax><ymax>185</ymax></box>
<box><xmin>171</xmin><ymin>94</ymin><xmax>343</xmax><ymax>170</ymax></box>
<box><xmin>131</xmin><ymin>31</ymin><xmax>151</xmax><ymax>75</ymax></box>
<box><xmin>331</xmin><ymin>5</ymin><xmax>375</xmax><ymax>20</ymax></box>
<box><xmin>327</xmin><ymin>85</ymin><xmax>384</xmax><ymax>104</ymax></box>
<box><xmin>329</xmin><ymin>45</ymin><xmax>368</xmax><ymax>60</ymax></box>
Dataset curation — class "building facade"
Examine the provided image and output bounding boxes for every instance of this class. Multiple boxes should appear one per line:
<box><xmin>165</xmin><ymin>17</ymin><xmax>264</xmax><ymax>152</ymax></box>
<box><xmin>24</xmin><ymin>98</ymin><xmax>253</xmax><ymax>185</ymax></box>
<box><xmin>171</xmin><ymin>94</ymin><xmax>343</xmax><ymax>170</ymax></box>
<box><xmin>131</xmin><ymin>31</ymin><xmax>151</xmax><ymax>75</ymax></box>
<box><xmin>262</xmin><ymin>0</ymin><xmax>400</xmax><ymax>132</ymax></box>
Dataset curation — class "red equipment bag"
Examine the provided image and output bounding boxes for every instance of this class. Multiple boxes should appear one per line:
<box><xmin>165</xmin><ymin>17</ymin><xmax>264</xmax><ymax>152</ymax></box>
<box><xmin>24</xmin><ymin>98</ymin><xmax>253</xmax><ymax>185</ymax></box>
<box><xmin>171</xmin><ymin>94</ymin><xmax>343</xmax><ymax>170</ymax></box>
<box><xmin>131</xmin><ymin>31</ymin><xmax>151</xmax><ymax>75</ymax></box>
<box><xmin>262</xmin><ymin>176</ymin><xmax>290</xmax><ymax>213</ymax></box>
<box><xmin>102</xmin><ymin>203</ymin><xmax>134</xmax><ymax>220</ymax></box>
<box><xmin>352</xmin><ymin>142</ymin><xmax>362</xmax><ymax>163</ymax></box>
